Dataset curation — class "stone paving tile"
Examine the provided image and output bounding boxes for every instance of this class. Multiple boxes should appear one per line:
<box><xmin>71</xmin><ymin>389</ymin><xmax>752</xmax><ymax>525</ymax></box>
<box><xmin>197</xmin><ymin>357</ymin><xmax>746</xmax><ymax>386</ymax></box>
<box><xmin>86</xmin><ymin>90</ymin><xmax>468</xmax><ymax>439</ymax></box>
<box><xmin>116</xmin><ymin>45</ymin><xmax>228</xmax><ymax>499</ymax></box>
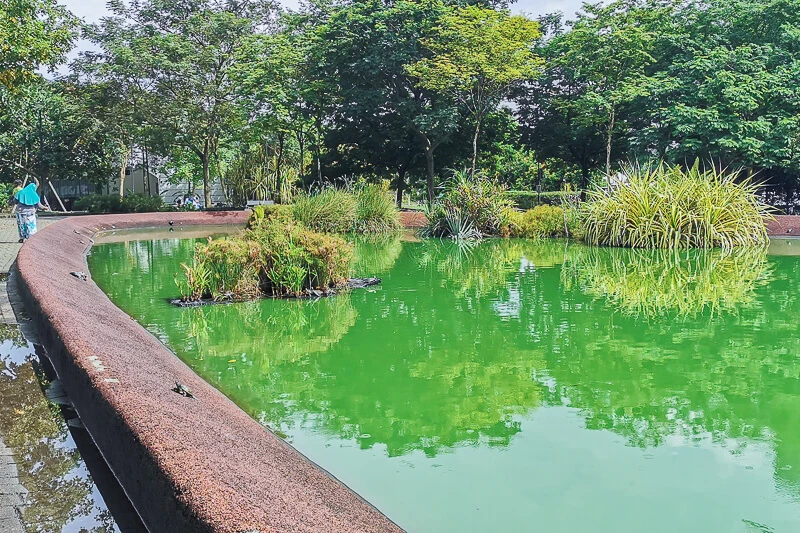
<box><xmin>0</xmin><ymin>215</ymin><xmax>62</xmax><ymax>274</ymax></box>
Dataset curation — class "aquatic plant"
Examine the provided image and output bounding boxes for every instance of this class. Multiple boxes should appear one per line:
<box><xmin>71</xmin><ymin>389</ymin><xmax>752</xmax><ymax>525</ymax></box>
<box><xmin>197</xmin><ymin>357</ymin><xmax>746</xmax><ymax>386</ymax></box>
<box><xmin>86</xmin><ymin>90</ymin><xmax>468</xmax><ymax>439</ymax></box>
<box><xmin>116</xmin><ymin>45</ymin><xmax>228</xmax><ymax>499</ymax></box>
<box><xmin>582</xmin><ymin>162</ymin><xmax>772</xmax><ymax>249</ymax></box>
<box><xmin>179</xmin><ymin>218</ymin><xmax>352</xmax><ymax>300</ymax></box>
<box><xmin>285</xmin><ymin>185</ymin><xmax>401</xmax><ymax>234</ymax></box>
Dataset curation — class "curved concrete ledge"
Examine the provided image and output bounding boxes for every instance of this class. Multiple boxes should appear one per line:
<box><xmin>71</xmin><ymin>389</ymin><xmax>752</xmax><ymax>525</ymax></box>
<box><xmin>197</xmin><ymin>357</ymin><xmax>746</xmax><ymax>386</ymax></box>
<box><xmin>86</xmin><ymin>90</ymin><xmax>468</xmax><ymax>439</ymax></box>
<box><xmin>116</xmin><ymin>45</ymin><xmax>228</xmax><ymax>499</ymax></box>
<box><xmin>15</xmin><ymin>212</ymin><xmax>402</xmax><ymax>533</ymax></box>
<box><xmin>768</xmin><ymin>215</ymin><xmax>800</xmax><ymax>236</ymax></box>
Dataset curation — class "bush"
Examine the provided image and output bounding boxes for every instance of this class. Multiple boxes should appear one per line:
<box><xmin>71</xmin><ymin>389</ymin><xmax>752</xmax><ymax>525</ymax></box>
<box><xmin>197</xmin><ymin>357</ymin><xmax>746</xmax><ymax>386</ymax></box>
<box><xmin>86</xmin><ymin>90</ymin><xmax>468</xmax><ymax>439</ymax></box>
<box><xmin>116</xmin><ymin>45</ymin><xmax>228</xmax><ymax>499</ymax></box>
<box><xmin>248</xmin><ymin>204</ymin><xmax>294</xmax><ymax>228</ymax></box>
<box><xmin>291</xmin><ymin>189</ymin><xmax>358</xmax><ymax>233</ymax></box>
<box><xmin>425</xmin><ymin>170</ymin><xmax>515</xmax><ymax>238</ymax></box>
<box><xmin>504</xmin><ymin>205</ymin><xmax>571</xmax><ymax>238</ymax></box>
<box><xmin>0</xmin><ymin>183</ymin><xmax>15</xmax><ymax>210</ymax></box>
<box><xmin>288</xmin><ymin>186</ymin><xmax>401</xmax><ymax>234</ymax></box>
<box><xmin>73</xmin><ymin>193</ymin><xmax>168</xmax><ymax>214</ymax></box>
<box><xmin>506</xmin><ymin>190</ymin><xmax>572</xmax><ymax>210</ymax></box>
<box><xmin>179</xmin><ymin>218</ymin><xmax>352</xmax><ymax>300</ymax></box>
<box><xmin>582</xmin><ymin>162</ymin><xmax>772</xmax><ymax>249</ymax></box>
<box><xmin>355</xmin><ymin>184</ymin><xmax>401</xmax><ymax>232</ymax></box>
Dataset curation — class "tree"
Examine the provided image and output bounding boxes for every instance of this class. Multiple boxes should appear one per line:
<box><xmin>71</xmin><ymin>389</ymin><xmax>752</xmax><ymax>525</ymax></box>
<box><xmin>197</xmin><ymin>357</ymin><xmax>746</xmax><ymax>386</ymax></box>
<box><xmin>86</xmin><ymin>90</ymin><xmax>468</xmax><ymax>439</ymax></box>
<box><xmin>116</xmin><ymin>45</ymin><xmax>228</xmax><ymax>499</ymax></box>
<box><xmin>318</xmin><ymin>0</ymin><xmax>462</xmax><ymax>206</ymax></box>
<box><xmin>407</xmin><ymin>6</ymin><xmax>542</xmax><ymax>174</ymax></box>
<box><xmin>84</xmin><ymin>0</ymin><xmax>276</xmax><ymax>207</ymax></box>
<box><xmin>547</xmin><ymin>1</ymin><xmax>660</xmax><ymax>179</ymax></box>
<box><xmin>0</xmin><ymin>0</ymin><xmax>78</xmax><ymax>89</ymax></box>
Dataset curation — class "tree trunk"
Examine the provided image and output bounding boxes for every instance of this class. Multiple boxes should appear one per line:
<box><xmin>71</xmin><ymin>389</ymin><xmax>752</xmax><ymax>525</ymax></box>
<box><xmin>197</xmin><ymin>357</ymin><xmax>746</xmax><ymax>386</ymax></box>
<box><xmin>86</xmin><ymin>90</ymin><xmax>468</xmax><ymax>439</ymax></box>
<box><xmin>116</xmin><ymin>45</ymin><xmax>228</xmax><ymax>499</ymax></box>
<box><xmin>297</xmin><ymin>131</ymin><xmax>305</xmax><ymax>181</ymax></box>
<box><xmin>605</xmin><ymin>107</ymin><xmax>615</xmax><ymax>185</ymax></box>
<box><xmin>395</xmin><ymin>169</ymin><xmax>406</xmax><ymax>209</ymax></box>
<box><xmin>119</xmin><ymin>145</ymin><xmax>130</xmax><ymax>198</ymax></box>
<box><xmin>471</xmin><ymin>118</ymin><xmax>481</xmax><ymax>176</ymax></box>
<box><xmin>425</xmin><ymin>144</ymin><xmax>435</xmax><ymax>207</ymax></box>
<box><xmin>202</xmin><ymin>139</ymin><xmax>211</xmax><ymax>208</ymax></box>
<box><xmin>276</xmin><ymin>132</ymin><xmax>285</xmax><ymax>203</ymax></box>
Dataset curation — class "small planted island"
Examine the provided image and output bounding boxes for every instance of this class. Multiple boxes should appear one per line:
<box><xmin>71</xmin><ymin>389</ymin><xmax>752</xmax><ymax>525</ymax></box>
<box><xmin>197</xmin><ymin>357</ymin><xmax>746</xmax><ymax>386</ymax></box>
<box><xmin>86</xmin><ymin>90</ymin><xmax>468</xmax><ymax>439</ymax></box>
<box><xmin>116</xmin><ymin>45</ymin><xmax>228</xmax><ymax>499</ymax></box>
<box><xmin>176</xmin><ymin>185</ymin><xmax>400</xmax><ymax>302</ymax></box>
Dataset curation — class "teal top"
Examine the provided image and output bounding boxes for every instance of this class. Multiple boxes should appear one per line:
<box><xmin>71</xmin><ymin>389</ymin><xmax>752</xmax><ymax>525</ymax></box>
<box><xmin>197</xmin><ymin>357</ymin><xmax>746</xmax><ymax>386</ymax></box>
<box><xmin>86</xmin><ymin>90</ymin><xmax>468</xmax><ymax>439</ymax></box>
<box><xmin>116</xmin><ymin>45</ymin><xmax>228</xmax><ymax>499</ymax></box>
<box><xmin>15</xmin><ymin>183</ymin><xmax>40</xmax><ymax>207</ymax></box>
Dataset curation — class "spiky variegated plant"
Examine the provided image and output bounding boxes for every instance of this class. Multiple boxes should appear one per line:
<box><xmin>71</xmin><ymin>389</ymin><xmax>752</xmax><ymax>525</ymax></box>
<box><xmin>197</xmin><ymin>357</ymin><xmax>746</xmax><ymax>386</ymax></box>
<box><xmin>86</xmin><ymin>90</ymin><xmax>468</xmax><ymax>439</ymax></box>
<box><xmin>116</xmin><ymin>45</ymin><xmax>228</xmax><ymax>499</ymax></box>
<box><xmin>582</xmin><ymin>162</ymin><xmax>773</xmax><ymax>249</ymax></box>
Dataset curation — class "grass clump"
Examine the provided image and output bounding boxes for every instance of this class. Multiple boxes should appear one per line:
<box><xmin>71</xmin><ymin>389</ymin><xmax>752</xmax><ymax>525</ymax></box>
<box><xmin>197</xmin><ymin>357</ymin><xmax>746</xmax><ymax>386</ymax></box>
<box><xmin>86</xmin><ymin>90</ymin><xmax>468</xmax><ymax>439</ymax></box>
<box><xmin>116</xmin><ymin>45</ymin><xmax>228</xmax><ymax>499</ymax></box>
<box><xmin>253</xmin><ymin>186</ymin><xmax>401</xmax><ymax>234</ymax></box>
<box><xmin>355</xmin><ymin>184</ymin><xmax>401</xmax><ymax>233</ymax></box>
<box><xmin>179</xmin><ymin>218</ymin><xmax>352</xmax><ymax>300</ymax></box>
<box><xmin>583</xmin><ymin>162</ymin><xmax>772</xmax><ymax>249</ymax></box>
<box><xmin>291</xmin><ymin>189</ymin><xmax>358</xmax><ymax>233</ymax></box>
<box><xmin>424</xmin><ymin>170</ymin><xmax>514</xmax><ymax>238</ymax></box>
<box><xmin>248</xmin><ymin>204</ymin><xmax>294</xmax><ymax>228</ymax></box>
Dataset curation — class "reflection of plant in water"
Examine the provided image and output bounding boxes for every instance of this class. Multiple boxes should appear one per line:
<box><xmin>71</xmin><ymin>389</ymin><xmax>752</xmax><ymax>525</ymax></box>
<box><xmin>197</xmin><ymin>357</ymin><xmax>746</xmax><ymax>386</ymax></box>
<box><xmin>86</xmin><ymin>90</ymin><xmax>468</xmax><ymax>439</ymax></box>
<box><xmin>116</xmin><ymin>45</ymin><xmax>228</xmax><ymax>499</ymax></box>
<box><xmin>562</xmin><ymin>246</ymin><xmax>771</xmax><ymax>317</ymax></box>
<box><xmin>0</xmin><ymin>351</ymin><xmax>96</xmax><ymax>532</ymax></box>
<box><xmin>179</xmin><ymin>295</ymin><xmax>358</xmax><ymax>370</ymax></box>
<box><xmin>416</xmin><ymin>239</ymin><xmax>519</xmax><ymax>298</ymax></box>
<box><xmin>349</xmin><ymin>233</ymin><xmax>403</xmax><ymax>276</ymax></box>
<box><xmin>0</xmin><ymin>323</ymin><xmax>25</xmax><ymax>347</ymax></box>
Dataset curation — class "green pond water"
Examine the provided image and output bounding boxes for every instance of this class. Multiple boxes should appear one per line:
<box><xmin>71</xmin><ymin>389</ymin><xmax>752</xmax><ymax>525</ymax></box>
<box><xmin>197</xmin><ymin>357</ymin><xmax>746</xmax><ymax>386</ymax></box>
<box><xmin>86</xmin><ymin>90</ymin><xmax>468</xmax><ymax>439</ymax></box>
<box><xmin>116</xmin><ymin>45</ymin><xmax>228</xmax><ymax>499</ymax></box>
<box><xmin>87</xmin><ymin>234</ymin><xmax>800</xmax><ymax>533</ymax></box>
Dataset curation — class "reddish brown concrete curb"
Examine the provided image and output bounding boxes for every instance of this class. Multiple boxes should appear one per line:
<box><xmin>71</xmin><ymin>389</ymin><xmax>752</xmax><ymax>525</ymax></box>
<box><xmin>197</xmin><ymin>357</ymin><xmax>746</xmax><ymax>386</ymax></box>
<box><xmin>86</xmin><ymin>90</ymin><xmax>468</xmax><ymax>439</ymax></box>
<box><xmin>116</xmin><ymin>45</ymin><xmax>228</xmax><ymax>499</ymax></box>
<box><xmin>767</xmin><ymin>215</ymin><xmax>800</xmax><ymax>236</ymax></box>
<box><xmin>15</xmin><ymin>212</ymin><xmax>403</xmax><ymax>533</ymax></box>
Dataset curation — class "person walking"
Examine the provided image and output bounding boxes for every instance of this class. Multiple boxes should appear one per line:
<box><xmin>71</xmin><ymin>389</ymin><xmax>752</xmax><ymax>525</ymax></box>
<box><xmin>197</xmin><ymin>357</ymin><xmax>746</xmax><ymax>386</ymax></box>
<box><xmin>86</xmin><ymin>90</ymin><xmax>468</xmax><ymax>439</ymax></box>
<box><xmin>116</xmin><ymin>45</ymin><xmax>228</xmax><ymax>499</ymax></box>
<box><xmin>13</xmin><ymin>183</ymin><xmax>49</xmax><ymax>242</ymax></box>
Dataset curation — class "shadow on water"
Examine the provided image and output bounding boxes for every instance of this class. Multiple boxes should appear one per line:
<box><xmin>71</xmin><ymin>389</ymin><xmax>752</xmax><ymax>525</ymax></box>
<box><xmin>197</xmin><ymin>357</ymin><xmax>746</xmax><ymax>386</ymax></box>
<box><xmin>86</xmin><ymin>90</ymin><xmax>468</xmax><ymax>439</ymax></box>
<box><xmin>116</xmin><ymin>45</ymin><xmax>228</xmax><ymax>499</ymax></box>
<box><xmin>0</xmin><ymin>325</ymin><xmax>146</xmax><ymax>533</ymax></box>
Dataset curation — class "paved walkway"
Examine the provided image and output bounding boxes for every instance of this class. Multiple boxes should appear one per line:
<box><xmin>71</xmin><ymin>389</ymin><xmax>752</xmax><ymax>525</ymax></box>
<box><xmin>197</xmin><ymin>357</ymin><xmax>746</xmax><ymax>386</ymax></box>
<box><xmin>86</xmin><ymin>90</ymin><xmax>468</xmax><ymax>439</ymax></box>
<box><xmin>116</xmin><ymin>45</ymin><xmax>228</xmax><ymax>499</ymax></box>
<box><xmin>0</xmin><ymin>215</ymin><xmax>62</xmax><ymax>274</ymax></box>
<box><xmin>0</xmin><ymin>215</ymin><xmax>59</xmax><ymax>532</ymax></box>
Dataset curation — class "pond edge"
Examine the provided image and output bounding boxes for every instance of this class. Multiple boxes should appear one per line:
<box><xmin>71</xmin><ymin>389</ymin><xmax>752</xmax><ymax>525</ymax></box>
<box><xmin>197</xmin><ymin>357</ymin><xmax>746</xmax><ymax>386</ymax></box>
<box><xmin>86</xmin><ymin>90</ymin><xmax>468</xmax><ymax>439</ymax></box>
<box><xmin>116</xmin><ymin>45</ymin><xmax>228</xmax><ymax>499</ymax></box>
<box><xmin>15</xmin><ymin>211</ymin><xmax>403</xmax><ymax>533</ymax></box>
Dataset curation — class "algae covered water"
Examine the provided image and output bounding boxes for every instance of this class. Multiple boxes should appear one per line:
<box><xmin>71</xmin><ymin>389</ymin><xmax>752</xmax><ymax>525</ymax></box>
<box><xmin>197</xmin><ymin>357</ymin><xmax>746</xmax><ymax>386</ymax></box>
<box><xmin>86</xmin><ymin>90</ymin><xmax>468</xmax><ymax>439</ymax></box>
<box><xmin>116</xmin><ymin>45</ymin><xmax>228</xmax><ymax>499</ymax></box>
<box><xmin>88</xmin><ymin>235</ymin><xmax>800</xmax><ymax>533</ymax></box>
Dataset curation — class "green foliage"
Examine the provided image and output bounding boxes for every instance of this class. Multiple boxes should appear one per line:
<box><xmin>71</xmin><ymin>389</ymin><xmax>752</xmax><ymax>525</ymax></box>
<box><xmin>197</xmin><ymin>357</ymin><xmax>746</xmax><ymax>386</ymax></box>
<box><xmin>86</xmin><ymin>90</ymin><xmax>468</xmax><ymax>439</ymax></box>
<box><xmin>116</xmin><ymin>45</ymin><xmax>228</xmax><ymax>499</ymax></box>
<box><xmin>0</xmin><ymin>183</ymin><xmax>14</xmax><ymax>210</ymax></box>
<box><xmin>248</xmin><ymin>203</ymin><xmax>295</xmax><ymax>228</ymax></box>
<box><xmin>291</xmin><ymin>189</ymin><xmax>358</xmax><ymax>233</ymax></box>
<box><xmin>0</xmin><ymin>0</ymin><xmax>78</xmax><ymax>88</ymax></box>
<box><xmin>505</xmin><ymin>191</ymin><xmax>572</xmax><ymax>210</ymax></box>
<box><xmin>504</xmin><ymin>205</ymin><xmax>569</xmax><ymax>239</ymax></box>
<box><xmin>582</xmin><ymin>162</ymin><xmax>772</xmax><ymax>249</ymax></box>
<box><xmin>73</xmin><ymin>193</ymin><xmax>168</xmax><ymax>214</ymax></box>
<box><xmin>291</xmin><ymin>186</ymin><xmax>401</xmax><ymax>234</ymax></box>
<box><xmin>180</xmin><ymin>218</ymin><xmax>353</xmax><ymax>300</ymax></box>
<box><xmin>425</xmin><ymin>170</ymin><xmax>514</xmax><ymax>238</ymax></box>
<box><xmin>355</xmin><ymin>184</ymin><xmax>401</xmax><ymax>233</ymax></box>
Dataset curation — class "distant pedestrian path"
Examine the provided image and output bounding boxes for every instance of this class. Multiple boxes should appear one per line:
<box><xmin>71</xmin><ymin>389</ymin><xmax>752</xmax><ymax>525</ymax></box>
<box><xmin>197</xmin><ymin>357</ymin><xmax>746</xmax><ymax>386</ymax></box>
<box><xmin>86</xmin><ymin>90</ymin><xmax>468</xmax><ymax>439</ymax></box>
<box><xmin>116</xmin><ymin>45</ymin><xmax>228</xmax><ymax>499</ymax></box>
<box><xmin>0</xmin><ymin>215</ymin><xmax>62</xmax><ymax>274</ymax></box>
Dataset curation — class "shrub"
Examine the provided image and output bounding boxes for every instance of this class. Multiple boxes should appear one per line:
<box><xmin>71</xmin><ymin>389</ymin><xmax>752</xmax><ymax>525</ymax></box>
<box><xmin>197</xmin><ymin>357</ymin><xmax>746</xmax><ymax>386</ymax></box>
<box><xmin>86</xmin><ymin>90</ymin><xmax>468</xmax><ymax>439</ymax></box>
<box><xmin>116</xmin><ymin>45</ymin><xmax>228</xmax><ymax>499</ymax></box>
<box><xmin>506</xmin><ymin>190</ymin><xmax>573</xmax><ymax>210</ymax></box>
<box><xmin>504</xmin><ymin>205</ymin><xmax>568</xmax><ymax>238</ymax></box>
<box><xmin>248</xmin><ymin>203</ymin><xmax>294</xmax><ymax>228</ymax></box>
<box><xmin>355</xmin><ymin>184</ymin><xmax>401</xmax><ymax>232</ymax></box>
<box><xmin>73</xmin><ymin>193</ymin><xmax>168</xmax><ymax>214</ymax></box>
<box><xmin>179</xmin><ymin>218</ymin><xmax>352</xmax><ymax>300</ymax></box>
<box><xmin>291</xmin><ymin>189</ymin><xmax>358</xmax><ymax>233</ymax></box>
<box><xmin>582</xmin><ymin>162</ymin><xmax>772</xmax><ymax>249</ymax></box>
<box><xmin>0</xmin><ymin>183</ymin><xmax>15</xmax><ymax>210</ymax></box>
<box><xmin>424</xmin><ymin>170</ymin><xmax>514</xmax><ymax>238</ymax></box>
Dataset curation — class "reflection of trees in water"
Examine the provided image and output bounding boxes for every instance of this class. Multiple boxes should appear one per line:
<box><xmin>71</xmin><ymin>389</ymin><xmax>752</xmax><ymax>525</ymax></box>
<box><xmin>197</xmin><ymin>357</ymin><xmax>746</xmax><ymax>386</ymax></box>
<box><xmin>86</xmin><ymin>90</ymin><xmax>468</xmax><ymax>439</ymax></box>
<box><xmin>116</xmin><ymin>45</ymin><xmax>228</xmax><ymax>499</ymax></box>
<box><xmin>561</xmin><ymin>246</ymin><xmax>772</xmax><ymax>318</ymax></box>
<box><xmin>0</xmin><ymin>347</ymin><xmax>113</xmax><ymax>532</ymax></box>
<box><xmin>496</xmin><ymin>250</ymin><xmax>800</xmax><ymax>491</ymax></box>
<box><xmin>349</xmin><ymin>233</ymin><xmax>403</xmax><ymax>276</ymax></box>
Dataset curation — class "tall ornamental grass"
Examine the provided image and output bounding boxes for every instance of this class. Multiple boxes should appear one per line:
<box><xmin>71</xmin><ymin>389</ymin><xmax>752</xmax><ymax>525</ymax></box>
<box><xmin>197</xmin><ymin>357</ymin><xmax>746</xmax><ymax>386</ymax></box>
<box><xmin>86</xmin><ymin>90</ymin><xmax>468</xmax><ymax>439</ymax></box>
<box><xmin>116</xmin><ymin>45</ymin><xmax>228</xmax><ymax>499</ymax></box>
<box><xmin>287</xmin><ymin>185</ymin><xmax>400</xmax><ymax>234</ymax></box>
<box><xmin>582</xmin><ymin>163</ymin><xmax>772</xmax><ymax>249</ymax></box>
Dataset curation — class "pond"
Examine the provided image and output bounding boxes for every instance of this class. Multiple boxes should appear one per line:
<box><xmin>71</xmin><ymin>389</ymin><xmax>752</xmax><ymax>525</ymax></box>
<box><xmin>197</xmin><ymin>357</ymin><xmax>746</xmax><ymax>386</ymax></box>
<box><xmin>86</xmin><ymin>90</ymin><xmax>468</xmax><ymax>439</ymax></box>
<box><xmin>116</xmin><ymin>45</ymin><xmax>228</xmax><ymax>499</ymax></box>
<box><xmin>87</xmin><ymin>234</ymin><xmax>800</xmax><ymax>533</ymax></box>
